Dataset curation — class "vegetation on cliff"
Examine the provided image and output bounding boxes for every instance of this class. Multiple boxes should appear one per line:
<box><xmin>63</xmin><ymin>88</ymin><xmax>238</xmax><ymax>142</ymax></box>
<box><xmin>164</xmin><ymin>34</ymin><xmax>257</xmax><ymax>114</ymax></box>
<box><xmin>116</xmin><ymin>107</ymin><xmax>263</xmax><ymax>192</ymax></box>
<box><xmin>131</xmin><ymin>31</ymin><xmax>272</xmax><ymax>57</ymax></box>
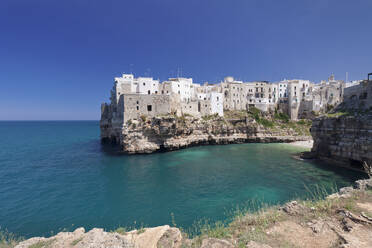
<box><xmin>138</xmin><ymin>108</ymin><xmax>312</xmax><ymax>136</ymax></box>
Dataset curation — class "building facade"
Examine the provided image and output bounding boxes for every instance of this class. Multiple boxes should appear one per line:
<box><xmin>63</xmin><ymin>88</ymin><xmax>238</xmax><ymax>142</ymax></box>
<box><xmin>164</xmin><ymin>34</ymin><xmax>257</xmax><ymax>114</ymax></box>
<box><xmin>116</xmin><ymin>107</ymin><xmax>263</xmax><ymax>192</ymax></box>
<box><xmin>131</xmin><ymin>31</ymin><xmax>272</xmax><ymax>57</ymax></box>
<box><xmin>102</xmin><ymin>73</ymin><xmax>350</xmax><ymax>125</ymax></box>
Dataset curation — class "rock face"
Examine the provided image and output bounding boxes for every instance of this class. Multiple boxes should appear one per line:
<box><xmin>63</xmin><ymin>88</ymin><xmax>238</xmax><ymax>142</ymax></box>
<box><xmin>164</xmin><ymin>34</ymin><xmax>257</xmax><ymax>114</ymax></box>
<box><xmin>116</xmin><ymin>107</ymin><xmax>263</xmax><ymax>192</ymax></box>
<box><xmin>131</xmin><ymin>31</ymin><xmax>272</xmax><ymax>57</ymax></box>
<box><xmin>101</xmin><ymin>115</ymin><xmax>311</xmax><ymax>154</ymax></box>
<box><xmin>15</xmin><ymin>225</ymin><xmax>182</xmax><ymax>248</ymax></box>
<box><xmin>310</xmin><ymin>114</ymin><xmax>372</xmax><ymax>168</ymax></box>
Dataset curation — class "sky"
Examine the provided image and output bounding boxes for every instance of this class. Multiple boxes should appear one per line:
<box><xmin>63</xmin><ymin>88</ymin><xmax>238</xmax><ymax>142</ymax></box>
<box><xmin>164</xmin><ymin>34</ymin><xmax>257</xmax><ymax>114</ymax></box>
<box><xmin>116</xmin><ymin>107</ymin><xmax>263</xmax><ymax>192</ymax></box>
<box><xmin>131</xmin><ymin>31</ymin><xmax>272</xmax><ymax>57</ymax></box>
<box><xmin>0</xmin><ymin>0</ymin><xmax>371</xmax><ymax>120</ymax></box>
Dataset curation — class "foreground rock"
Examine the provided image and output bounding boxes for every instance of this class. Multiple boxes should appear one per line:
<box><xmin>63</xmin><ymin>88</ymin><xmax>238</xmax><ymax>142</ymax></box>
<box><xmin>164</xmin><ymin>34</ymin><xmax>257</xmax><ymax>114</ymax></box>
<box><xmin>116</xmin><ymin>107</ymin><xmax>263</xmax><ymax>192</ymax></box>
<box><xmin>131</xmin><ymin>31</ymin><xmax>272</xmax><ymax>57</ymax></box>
<box><xmin>15</xmin><ymin>225</ymin><xmax>181</xmax><ymax>248</ymax></box>
<box><xmin>101</xmin><ymin>111</ymin><xmax>312</xmax><ymax>154</ymax></box>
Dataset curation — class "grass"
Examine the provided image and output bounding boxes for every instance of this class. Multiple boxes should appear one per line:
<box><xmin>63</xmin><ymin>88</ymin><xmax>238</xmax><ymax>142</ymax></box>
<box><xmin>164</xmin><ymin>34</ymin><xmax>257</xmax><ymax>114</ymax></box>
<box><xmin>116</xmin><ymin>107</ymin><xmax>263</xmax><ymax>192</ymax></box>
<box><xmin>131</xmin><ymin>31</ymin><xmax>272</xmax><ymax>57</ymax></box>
<box><xmin>136</xmin><ymin>227</ymin><xmax>146</xmax><ymax>235</ymax></box>
<box><xmin>201</xmin><ymin>114</ymin><xmax>219</xmax><ymax>121</ymax></box>
<box><xmin>274</xmin><ymin>112</ymin><xmax>290</xmax><ymax>123</ymax></box>
<box><xmin>29</xmin><ymin>239</ymin><xmax>55</xmax><ymax>248</ymax></box>
<box><xmin>325</xmin><ymin>111</ymin><xmax>350</xmax><ymax>118</ymax></box>
<box><xmin>224</xmin><ymin>110</ymin><xmax>248</xmax><ymax>119</ymax></box>
<box><xmin>256</xmin><ymin>118</ymin><xmax>274</xmax><ymax>128</ymax></box>
<box><xmin>181</xmin><ymin>183</ymin><xmax>368</xmax><ymax>247</ymax></box>
<box><xmin>0</xmin><ymin>229</ymin><xmax>23</xmax><ymax>248</ymax></box>
<box><xmin>70</xmin><ymin>237</ymin><xmax>83</xmax><ymax>246</ymax></box>
<box><xmin>114</xmin><ymin>227</ymin><xmax>127</xmax><ymax>235</ymax></box>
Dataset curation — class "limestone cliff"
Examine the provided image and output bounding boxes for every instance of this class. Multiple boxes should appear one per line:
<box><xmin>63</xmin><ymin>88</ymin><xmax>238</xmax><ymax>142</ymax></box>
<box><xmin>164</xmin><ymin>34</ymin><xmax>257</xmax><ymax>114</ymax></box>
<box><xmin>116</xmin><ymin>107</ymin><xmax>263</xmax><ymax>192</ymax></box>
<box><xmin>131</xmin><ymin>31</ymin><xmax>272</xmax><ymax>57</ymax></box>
<box><xmin>101</xmin><ymin>111</ymin><xmax>312</xmax><ymax>154</ymax></box>
<box><xmin>310</xmin><ymin>79</ymin><xmax>372</xmax><ymax>168</ymax></box>
<box><xmin>310</xmin><ymin>113</ymin><xmax>372</xmax><ymax>168</ymax></box>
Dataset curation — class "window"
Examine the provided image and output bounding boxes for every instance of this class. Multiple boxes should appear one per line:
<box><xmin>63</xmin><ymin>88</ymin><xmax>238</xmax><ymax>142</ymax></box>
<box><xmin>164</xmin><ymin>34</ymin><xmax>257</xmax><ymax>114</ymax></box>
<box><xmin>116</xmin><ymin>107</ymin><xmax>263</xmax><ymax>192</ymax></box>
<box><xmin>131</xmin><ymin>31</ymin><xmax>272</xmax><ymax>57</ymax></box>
<box><xmin>143</xmin><ymin>83</ymin><xmax>146</xmax><ymax>86</ymax></box>
<box><xmin>136</xmin><ymin>106</ymin><xmax>139</xmax><ymax>110</ymax></box>
<box><xmin>136</xmin><ymin>101</ymin><xmax>139</xmax><ymax>104</ymax></box>
<box><xmin>148</xmin><ymin>90</ymin><xmax>150</xmax><ymax>94</ymax></box>
<box><xmin>147</xmin><ymin>105</ymin><xmax>152</xmax><ymax>111</ymax></box>
<box><xmin>217</xmin><ymin>97</ymin><xmax>219</xmax><ymax>101</ymax></box>
<box><xmin>162</xmin><ymin>90</ymin><xmax>164</xmax><ymax>94</ymax></box>
<box><xmin>178</xmin><ymin>91</ymin><xmax>180</xmax><ymax>94</ymax></box>
<box><xmin>155</xmin><ymin>91</ymin><xmax>158</xmax><ymax>94</ymax></box>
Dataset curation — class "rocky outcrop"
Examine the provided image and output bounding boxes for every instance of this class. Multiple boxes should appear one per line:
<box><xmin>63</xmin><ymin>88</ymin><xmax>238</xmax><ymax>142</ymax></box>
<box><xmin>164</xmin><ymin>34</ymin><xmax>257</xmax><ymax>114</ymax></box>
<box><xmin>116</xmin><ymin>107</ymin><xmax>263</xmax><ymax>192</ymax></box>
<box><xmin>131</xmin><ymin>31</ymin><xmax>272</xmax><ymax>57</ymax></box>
<box><xmin>310</xmin><ymin>114</ymin><xmax>372</xmax><ymax>168</ymax></box>
<box><xmin>101</xmin><ymin>115</ymin><xmax>311</xmax><ymax>154</ymax></box>
<box><xmin>15</xmin><ymin>225</ymin><xmax>182</xmax><ymax>248</ymax></box>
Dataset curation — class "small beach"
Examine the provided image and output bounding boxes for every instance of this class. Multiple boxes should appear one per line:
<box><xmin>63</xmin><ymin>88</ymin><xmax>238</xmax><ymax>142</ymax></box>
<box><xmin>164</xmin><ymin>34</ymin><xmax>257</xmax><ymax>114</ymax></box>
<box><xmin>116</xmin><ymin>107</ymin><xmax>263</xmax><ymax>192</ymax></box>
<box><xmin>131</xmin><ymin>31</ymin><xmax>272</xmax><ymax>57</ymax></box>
<box><xmin>287</xmin><ymin>140</ymin><xmax>314</xmax><ymax>149</ymax></box>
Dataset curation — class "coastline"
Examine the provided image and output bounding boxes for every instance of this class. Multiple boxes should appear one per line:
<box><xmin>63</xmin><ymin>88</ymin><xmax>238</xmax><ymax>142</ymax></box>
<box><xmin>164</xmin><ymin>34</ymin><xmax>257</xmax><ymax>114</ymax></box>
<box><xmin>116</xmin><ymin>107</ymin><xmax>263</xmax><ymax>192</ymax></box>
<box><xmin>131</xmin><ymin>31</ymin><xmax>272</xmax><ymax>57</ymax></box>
<box><xmin>11</xmin><ymin>178</ymin><xmax>372</xmax><ymax>248</ymax></box>
<box><xmin>286</xmin><ymin>140</ymin><xmax>314</xmax><ymax>149</ymax></box>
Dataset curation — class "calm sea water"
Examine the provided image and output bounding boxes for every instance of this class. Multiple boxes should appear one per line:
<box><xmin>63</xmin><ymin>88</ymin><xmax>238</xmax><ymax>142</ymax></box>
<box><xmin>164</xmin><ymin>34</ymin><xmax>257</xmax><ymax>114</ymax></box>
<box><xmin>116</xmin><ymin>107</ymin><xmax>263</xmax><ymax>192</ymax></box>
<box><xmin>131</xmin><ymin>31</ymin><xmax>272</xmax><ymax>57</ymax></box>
<box><xmin>0</xmin><ymin>121</ymin><xmax>364</xmax><ymax>238</ymax></box>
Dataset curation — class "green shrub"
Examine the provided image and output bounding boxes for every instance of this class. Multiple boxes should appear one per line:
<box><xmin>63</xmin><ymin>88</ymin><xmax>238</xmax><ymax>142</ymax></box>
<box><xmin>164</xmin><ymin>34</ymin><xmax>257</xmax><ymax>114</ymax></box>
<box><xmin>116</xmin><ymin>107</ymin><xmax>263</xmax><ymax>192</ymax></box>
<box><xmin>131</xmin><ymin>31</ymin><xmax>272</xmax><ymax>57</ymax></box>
<box><xmin>114</xmin><ymin>227</ymin><xmax>127</xmax><ymax>235</ymax></box>
<box><xmin>202</xmin><ymin>114</ymin><xmax>218</xmax><ymax>121</ymax></box>
<box><xmin>297</xmin><ymin>119</ymin><xmax>311</xmax><ymax>126</ymax></box>
<box><xmin>248</xmin><ymin>107</ymin><xmax>261</xmax><ymax>119</ymax></box>
<box><xmin>29</xmin><ymin>239</ymin><xmax>55</xmax><ymax>248</ymax></box>
<box><xmin>70</xmin><ymin>237</ymin><xmax>83</xmax><ymax>246</ymax></box>
<box><xmin>0</xmin><ymin>229</ymin><xmax>23</xmax><ymax>248</ymax></box>
<box><xmin>257</xmin><ymin>118</ymin><xmax>274</xmax><ymax>128</ymax></box>
<box><xmin>274</xmin><ymin>112</ymin><xmax>289</xmax><ymax>122</ymax></box>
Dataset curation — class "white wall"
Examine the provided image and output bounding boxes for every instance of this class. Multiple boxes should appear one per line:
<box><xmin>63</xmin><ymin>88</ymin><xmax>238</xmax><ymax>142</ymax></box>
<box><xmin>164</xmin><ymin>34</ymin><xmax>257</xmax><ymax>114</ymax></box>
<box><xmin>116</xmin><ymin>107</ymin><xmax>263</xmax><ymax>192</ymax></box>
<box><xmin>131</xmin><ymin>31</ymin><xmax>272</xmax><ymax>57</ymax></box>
<box><xmin>210</xmin><ymin>92</ymin><xmax>223</xmax><ymax>116</ymax></box>
<box><xmin>168</xmin><ymin>78</ymin><xmax>194</xmax><ymax>101</ymax></box>
<box><xmin>136</xmin><ymin>77</ymin><xmax>159</xmax><ymax>95</ymax></box>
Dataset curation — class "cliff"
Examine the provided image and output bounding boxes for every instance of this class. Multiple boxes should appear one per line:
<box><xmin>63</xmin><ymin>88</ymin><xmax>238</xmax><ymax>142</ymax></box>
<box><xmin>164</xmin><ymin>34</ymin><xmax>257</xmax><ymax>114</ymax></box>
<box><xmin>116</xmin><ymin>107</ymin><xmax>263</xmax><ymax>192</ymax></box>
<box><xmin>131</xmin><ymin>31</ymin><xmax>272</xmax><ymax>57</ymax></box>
<box><xmin>100</xmin><ymin>110</ymin><xmax>312</xmax><ymax>154</ymax></box>
<box><xmin>309</xmin><ymin>78</ymin><xmax>372</xmax><ymax>169</ymax></box>
<box><xmin>311</xmin><ymin>113</ymin><xmax>372</xmax><ymax>168</ymax></box>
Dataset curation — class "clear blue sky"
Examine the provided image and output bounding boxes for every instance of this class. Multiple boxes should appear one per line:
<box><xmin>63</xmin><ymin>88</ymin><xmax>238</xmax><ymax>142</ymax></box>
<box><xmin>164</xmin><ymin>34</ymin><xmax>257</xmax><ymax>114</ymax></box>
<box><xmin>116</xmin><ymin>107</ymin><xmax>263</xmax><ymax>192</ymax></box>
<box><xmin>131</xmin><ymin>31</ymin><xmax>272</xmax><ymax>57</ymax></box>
<box><xmin>1</xmin><ymin>0</ymin><xmax>371</xmax><ymax>120</ymax></box>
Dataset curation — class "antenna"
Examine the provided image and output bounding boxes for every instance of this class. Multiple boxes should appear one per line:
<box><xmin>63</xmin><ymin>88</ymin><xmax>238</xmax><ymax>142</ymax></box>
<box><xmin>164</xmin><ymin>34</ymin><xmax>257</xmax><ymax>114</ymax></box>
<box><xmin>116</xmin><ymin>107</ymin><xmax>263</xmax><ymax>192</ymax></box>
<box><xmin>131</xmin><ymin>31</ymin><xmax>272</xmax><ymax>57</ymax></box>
<box><xmin>346</xmin><ymin>72</ymin><xmax>348</xmax><ymax>83</ymax></box>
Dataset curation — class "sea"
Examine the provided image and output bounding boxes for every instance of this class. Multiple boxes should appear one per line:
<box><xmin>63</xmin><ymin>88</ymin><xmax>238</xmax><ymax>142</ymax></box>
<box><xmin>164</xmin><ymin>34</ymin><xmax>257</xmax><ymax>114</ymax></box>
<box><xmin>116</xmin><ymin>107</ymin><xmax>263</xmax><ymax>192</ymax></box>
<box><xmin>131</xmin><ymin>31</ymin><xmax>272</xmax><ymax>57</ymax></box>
<box><xmin>0</xmin><ymin>121</ymin><xmax>364</xmax><ymax>238</ymax></box>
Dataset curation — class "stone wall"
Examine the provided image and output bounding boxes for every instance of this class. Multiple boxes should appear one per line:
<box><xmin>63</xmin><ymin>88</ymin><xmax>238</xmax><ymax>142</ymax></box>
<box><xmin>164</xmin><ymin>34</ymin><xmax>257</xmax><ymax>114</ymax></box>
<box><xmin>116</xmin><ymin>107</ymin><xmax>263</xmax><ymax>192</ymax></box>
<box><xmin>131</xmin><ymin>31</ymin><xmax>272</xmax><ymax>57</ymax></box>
<box><xmin>122</xmin><ymin>94</ymin><xmax>172</xmax><ymax>123</ymax></box>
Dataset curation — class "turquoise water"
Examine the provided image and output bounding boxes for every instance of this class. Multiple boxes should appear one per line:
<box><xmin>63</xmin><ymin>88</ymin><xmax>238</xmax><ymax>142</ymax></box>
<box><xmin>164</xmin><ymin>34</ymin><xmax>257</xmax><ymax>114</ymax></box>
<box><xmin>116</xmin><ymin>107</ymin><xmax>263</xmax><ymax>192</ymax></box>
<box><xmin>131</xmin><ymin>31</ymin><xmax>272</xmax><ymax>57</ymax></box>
<box><xmin>0</xmin><ymin>121</ymin><xmax>364</xmax><ymax>238</ymax></box>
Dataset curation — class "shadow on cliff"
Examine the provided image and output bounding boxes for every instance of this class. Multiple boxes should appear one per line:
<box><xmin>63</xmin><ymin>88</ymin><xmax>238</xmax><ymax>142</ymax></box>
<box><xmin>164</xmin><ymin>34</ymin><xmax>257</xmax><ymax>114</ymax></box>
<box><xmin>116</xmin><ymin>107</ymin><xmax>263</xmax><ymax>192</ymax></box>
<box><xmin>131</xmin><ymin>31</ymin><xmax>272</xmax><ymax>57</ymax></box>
<box><xmin>100</xmin><ymin>142</ymin><xmax>127</xmax><ymax>156</ymax></box>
